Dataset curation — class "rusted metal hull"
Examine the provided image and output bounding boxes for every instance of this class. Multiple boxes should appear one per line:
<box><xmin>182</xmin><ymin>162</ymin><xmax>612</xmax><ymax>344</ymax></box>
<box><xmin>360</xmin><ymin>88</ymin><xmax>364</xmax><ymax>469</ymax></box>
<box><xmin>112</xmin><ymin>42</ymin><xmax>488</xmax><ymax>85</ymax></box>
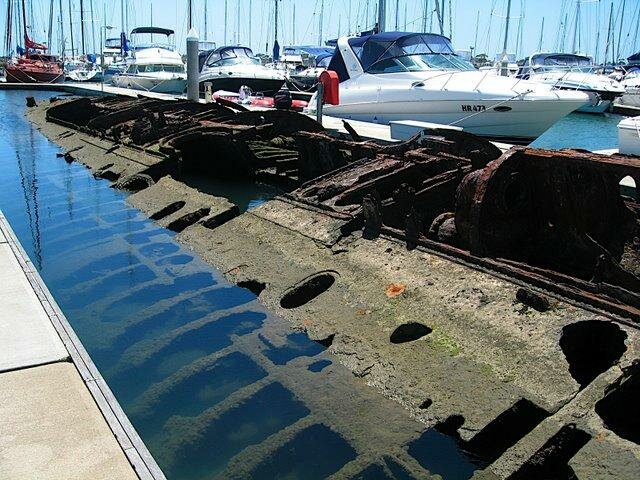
<box><xmin>45</xmin><ymin>96</ymin><xmax>640</xmax><ymax>323</ymax></box>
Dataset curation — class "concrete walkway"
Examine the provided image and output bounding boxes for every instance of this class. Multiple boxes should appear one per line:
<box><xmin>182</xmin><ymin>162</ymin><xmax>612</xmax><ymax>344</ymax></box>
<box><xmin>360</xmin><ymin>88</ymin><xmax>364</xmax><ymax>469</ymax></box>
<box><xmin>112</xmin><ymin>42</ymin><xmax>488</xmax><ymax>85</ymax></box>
<box><xmin>0</xmin><ymin>212</ymin><xmax>165</xmax><ymax>480</ymax></box>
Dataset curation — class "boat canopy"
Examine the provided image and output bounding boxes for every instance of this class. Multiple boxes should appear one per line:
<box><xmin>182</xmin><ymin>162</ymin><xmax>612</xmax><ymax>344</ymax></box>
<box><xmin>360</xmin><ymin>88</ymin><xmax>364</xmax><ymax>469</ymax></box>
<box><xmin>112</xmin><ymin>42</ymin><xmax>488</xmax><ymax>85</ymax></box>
<box><xmin>628</xmin><ymin>52</ymin><xmax>640</xmax><ymax>64</ymax></box>
<box><xmin>529</xmin><ymin>53</ymin><xmax>592</xmax><ymax>67</ymax></box>
<box><xmin>346</xmin><ymin>32</ymin><xmax>472</xmax><ymax>73</ymax></box>
<box><xmin>202</xmin><ymin>46</ymin><xmax>260</xmax><ymax>68</ymax></box>
<box><xmin>105</xmin><ymin>38</ymin><xmax>122</xmax><ymax>48</ymax></box>
<box><xmin>283</xmin><ymin>46</ymin><xmax>335</xmax><ymax>58</ymax></box>
<box><xmin>131</xmin><ymin>27</ymin><xmax>174</xmax><ymax>36</ymax></box>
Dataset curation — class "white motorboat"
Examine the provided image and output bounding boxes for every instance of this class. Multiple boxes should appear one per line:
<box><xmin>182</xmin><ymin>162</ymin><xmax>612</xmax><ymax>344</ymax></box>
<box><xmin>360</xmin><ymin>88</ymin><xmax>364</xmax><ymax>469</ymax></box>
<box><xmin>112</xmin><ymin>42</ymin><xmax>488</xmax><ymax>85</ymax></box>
<box><xmin>619</xmin><ymin>116</ymin><xmax>640</xmax><ymax>155</ymax></box>
<box><xmin>618</xmin><ymin>70</ymin><xmax>640</xmax><ymax>108</ymax></box>
<box><xmin>308</xmin><ymin>32</ymin><xmax>589</xmax><ymax>143</ymax></box>
<box><xmin>517</xmin><ymin>53</ymin><xmax>625</xmax><ymax>114</ymax></box>
<box><xmin>289</xmin><ymin>48</ymin><xmax>335</xmax><ymax>89</ymax></box>
<box><xmin>101</xmin><ymin>37</ymin><xmax>129</xmax><ymax>83</ymax></box>
<box><xmin>199</xmin><ymin>46</ymin><xmax>285</xmax><ymax>95</ymax></box>
<box><xmin>112</xmin><ymin>27</ymin><xmax>186</xmax><ymax>94</ymax></box>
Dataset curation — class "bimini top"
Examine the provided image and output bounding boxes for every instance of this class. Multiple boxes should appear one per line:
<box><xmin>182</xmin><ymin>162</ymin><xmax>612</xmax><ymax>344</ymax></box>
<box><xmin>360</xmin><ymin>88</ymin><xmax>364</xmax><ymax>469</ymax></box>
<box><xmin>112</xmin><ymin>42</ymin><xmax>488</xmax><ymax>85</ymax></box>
<box><xmin>629</xmin><ymin>52</ymin><xmax>640</xmax><ymax>63</ymax></box>
<box><xmin>283</xmin><ymin>45</ymin><xmax>335</xmax><ymax>58</ymax></box>
<box><xmin>529</xmin><ymin>53</ymin><xmax>592</xmax><ymax>66</ymax></box>
<box><xmin>346</xmin><ymin>32</ymin><xmax>470</xmax><ymax>74</ymax></box>
<box><xmin>200</xmin><ymin>46</ymin><xmax>260</xmax><ymax>70</ymax></box>
<box><xmin>130</xmin><ymin>27</ymin><xmax>174</xmax><ymax>36</ymax></box>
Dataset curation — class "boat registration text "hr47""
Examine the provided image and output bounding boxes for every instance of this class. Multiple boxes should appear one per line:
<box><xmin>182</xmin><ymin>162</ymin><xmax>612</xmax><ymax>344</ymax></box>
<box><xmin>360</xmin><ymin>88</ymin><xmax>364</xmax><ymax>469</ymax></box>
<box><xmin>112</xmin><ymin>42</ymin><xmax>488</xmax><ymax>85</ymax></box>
<box><xmin>461</xmin><ymin>104</ymin><xmax>487</xmax><ymax>112</ymax></box>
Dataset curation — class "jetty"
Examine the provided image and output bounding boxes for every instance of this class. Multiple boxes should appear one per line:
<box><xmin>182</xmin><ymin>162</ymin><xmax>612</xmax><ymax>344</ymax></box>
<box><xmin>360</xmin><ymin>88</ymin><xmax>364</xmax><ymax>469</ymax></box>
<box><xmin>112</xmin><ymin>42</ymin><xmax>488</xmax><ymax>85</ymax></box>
<box><xmin>0</xmin><ymin>212</ymin><xmax>165</xmax><ymax>480</ymax></box>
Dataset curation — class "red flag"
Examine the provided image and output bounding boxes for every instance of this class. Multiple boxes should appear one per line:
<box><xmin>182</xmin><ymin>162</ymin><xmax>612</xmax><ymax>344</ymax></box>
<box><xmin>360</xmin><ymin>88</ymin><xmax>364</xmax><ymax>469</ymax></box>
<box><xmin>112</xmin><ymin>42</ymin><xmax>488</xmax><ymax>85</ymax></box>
<box><xmin>25</xmin><ymin>35</ymin><xmax>47</xmax><ymax>51</ymax></box>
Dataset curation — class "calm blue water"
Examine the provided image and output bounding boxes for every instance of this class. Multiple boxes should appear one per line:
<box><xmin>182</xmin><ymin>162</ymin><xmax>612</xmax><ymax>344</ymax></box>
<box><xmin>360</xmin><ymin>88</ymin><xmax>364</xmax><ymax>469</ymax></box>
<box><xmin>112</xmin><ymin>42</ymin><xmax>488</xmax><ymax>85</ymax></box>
<box><xmin>531</xmin><ymin>112</ymin><xmax>624</xmax><ymax>150</ymax></box>
<box><xmin>1</xmin><ymin>89</ymin><xmax>587</xmax><ymax>480</ymax></box>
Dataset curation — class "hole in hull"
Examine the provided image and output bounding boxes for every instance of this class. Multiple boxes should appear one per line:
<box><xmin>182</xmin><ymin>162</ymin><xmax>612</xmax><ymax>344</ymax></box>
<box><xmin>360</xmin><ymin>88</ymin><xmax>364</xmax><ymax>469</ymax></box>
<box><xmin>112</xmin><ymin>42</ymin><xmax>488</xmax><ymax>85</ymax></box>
<box><xmin>390</xmin><ymin>322</ymin><xmax>432</xmax><ymax>344</ymax></box>
<box><xmin>150</xmin><ymin>201</ymin><xmax>186</xmax><ymax>220</ymax></box>
<box><xmin>280</xmin><ymin>272</ymin><xmax>337</xmax><ymax>309</ymax></box>
<box><xmin>464</xmin><ymin>399</ymin><xmax>549</xmax><ymax>464</ymax></box>
<box><xmin>595</xmin><ymin>363</ymin><xmax>640</xmax><ymax>445</ymax></box>
<box><xmin>560</xmin><ymin>320</ymin><xmax>627</xmax><ymax>388</ymax></box>
<box><xmin>166</xmin><ymin>207</ymin><xmax>211</xmax><ymax>232</ymax></box>
<box><xmin>236</xmin><ymin>280</ymin><xmax>266</xmax><ymax>297</ymax></box>
<box><xmin>508</xmin><ymin>424</ymin><xmax>591</xmax><ymax>480</ymax></box>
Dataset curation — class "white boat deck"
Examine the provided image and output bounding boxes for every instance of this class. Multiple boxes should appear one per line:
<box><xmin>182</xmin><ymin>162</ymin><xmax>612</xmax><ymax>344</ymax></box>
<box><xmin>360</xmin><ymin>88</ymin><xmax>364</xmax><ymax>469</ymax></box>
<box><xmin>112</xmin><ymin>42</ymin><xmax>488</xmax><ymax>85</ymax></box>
<box><xmin>0</xmin><ymin>212</ymin><xmax>165</xmax><ymax>480</ymax></box>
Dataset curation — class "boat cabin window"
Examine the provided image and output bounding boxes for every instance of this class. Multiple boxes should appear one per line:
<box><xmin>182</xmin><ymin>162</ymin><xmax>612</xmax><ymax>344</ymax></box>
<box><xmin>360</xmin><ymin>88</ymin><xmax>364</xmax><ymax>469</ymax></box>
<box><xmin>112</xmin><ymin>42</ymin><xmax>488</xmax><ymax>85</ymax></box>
<box><xmin>348</xmin><ymin>33</ymin><xmax>474</xmax><ymax>74</ymax></box>
<box><xmin>317</xmin><ymin>55</ymin><xmax>332</xmax><ymax>68</ymax></box>
<box><xmin>205</xmin><ymin>47</ymin><xmax>260</xmax><ymax>67</ymax></box>
<box><xmin>105</xmin><ymin>38</ymin><xmax>121</xmax><ymax>49</ymax></box>
<box><xmin>327</xmin><ymin>50</ymin><xmax>349</xmax><ymax>82</ymax></box>
<box><xmin>128</xmin><ymin>64</ymin><xmax>185</xmax><ymax>73</ymax></box>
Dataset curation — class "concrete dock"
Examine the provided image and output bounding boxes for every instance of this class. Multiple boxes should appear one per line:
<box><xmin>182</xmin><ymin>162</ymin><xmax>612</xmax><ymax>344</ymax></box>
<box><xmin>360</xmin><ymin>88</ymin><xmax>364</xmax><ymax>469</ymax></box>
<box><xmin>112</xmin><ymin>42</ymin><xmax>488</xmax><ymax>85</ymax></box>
<box><xmin>0</xmin><ymin>212</ymin><xmax>165</xmax><ymax>480</ymax></box>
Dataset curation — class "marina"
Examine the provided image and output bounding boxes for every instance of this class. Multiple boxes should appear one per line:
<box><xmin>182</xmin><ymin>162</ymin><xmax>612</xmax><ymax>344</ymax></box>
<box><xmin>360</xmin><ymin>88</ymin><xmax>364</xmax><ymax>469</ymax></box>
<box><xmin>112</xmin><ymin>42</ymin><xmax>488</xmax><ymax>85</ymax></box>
<box><xmin>1</xmin><ymin>0</ymin><xmax>640</xmax><ymax>479</ymax></box>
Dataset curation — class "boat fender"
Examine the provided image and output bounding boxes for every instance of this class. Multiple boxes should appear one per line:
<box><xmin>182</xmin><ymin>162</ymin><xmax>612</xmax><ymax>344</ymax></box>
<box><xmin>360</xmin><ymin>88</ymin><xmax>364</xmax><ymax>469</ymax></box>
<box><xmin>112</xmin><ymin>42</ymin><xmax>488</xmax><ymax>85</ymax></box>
<box><xmin>320</xmin><ymin>70</ymin><xmax>340</xmax><ymax>105</ymax></box>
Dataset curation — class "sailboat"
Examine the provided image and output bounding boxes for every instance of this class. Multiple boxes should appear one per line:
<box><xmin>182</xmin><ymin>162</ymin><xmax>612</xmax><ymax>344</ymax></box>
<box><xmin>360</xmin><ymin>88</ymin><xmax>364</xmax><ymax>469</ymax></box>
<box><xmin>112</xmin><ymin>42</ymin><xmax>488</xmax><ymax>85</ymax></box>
<box><xmin>5</xmin><ymin>0</ymin><xmax>64</xmax><ymax>83</ymax></box>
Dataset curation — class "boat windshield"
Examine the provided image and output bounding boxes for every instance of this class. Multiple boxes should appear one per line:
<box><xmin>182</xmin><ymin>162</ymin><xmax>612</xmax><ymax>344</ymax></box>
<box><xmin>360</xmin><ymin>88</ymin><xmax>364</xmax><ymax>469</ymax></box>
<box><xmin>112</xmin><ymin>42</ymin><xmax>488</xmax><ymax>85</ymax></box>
<box><xmin>206</xmin><ymin>47</ymin><xmax>261</xmax><ymax>67</ymax></box>
<box><xmin>530</xmin><ymin>54</ymin><xmax>594</xmax><ymax>72</ymax></box>
<box><xmin>105</xmin><ymin>38</ymin><xmax>121</xmax><ymax>49</ymax></box>
<box><xmin>348</xmin><ymin>33</ymin><xmax>475</xmax><ymax>73</ymax></box>
<box><xmin>128</xmin><ymin>63</ymin><xmax>185</xmax><ymax>73</ymax></box>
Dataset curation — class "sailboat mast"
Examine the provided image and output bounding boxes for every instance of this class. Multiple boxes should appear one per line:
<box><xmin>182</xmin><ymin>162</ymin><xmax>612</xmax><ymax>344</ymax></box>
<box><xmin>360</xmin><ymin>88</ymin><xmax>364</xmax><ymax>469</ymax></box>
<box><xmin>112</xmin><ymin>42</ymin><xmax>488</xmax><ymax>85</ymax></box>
<box><xmin>68</xmin><ymin>0</ymin><xmax>74</xmax><ymax>56</ymax></box>
<box><xmin>274</xmin><ymin>0</ymin><xmax>278</xmax><ymax>46</ymax></box>
<box><xmin>249</xmin><ymin>0</ymin><xmax>252</xmax><ymax>46</ymax></box>
<box><xmin>150</xmin><ymin>3</ymin><xmax>153</xmax><ymax>42</ymax></box>
<box><xmin>80</xmin><ymin>0</ymin><xmax>85</xmax><ymax>55</ymax></box>
<box><xmin>571</xmin><ymin>0</ymin><xmax>579</xmax><ymax>53</ymax></box>
<box><xmin>236</xmin><ymin>0</ymin><xmax>240</xmax><ymax>44</ymax></box>
<box><xmin>58</xmin><ymin>0</ymin><xmax>64</xmax><ymax>59</ymax></box>
<box><xmin>502</xmin><ymin>0</ymin><xmax>512</xmax><ymax>55</ymax></box>
<box><xmin>224</xmin><ymin>0</ymin><xmax>228</xmax><ymax>44</ymax></box>
<box><xmin>21</xmin><ymin>0</ymin><xmax>27</xmax><ymax>49</ymax></box>
<box><xmin>393</xmin><ymin>0</ymin><xmax>398</xmax><ymax>29</ymax></box>
<box><xmin>4</xmin><ymin>0</ymin><xmax>11</xmax><ymax>56</ymax></box>
<box><xmin>291</xmin><ymin>3</ymin><xmax>294</xmax><ymax>44</ymax></box>
<box><xmin>538</xmin><ymin>17</ymin><xmax>544</xmax><ymax>51</ymax></box>
<box><xmin>473</xmin><ymin>10</ymin><xmax>479</xmax><ymax>53</ymax></box>
<box><xmin>421</xmin><ymin>1</ymin><xmax>428</xmax><ymax>32</ymax></box>
<box><xmin>616</xmin><ymin>0</ymin><xmax>626</xmax><ymax>62</ymax></box>
<box><xmin>188</xmin><ymin>0</ymin><xmax>192</xmax><ymax>30</ymax></box>
<box><xmin>604</xmin><ymin>0</ymin><xmax>613</xmax><ymax>64</ymax></box>
<box><xmin>377</xmin><ymin>0</ymin><xmax>386</xmax><ymax>32</ymax></box>
<box><xmin>318</xmin><ymin>0</ymin><xmax>324</xmax><ymax>45</ymax></box>
<box><xmin>204</xmin><ymin>0</ymin><xmax>207</xmax><ymax>41</ymax></box>
<box><xmin>89</xmin><ymin>0</ymin><xmax>95</xmax><ymax>53</ymax></box>
<box><xmin>434</xmin><ymin>0</ymin><xmax>443</xmax><ymax>35</ymax></box>
<box><xmin>48</xmin><ymin>0</ymin><xmax>54</xmax><ymax>51</ymax></box>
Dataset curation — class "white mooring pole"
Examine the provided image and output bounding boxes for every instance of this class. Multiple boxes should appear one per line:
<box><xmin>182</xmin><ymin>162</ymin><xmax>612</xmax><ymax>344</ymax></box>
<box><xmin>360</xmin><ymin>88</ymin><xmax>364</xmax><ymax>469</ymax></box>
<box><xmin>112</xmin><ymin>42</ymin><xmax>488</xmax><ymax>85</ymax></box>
<box><xmin>186</xmin><ymin>28</ymin><xmax>199</xmax><ymax>102</ymax></box>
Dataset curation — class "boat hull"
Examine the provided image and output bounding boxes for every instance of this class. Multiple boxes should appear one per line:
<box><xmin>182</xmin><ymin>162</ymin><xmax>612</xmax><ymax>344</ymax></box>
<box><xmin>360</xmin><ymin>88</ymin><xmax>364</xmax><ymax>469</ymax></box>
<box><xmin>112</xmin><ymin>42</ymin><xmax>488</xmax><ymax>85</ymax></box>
<box><xmin>112</xmin><ymin>75</ymin><xmax>187</xmax><ymax>94</ymax></box>
<box><xmin>198</xmin><ymin>76</ymin><xmax>285</xmax><ymax>95</ymax></box>
<box><xmin>67</xmin><ymin>69</ymin><xmax>101</xmax><ymax>82</ymax></box>
<box><xmin>576</xmin><ymin>99</ymin><xmax>613</xmax><ymax>114</ymax></box>
<box><xmin>5</xmin><ymin>66</ymin><xmax>64</xmax><ymax>84</ymax></box>
<box><xmin>321</xmin><ymin>98</ymin><xmax>584</xmax><ymax>142</ymax></box>
<box><xmin>619</xmin><ymin>117</ymin><xmax>640</xmax><ymax>155</ymax></box>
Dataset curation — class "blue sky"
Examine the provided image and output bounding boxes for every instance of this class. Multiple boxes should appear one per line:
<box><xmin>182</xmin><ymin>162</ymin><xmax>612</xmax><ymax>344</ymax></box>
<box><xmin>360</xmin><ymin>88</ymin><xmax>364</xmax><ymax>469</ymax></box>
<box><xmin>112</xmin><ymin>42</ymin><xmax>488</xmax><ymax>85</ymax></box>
<box><xmin>4</xmin><ymin>0</ymin><xmax>640</xmax><ymax>61</ymax></box>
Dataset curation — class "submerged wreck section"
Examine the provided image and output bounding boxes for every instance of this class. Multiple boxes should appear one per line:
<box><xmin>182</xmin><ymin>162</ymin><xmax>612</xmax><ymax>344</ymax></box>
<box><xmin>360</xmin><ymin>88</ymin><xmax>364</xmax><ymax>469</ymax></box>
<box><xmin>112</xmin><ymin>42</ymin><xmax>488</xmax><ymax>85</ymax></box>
<box><xmin>292</xmin><ymin>132</ymin><xmax>640</xmax><ymax>322</ymax></box>
<box><xmin>32</xmin><ymin>96</ymin><xmax>640</xmax><ymax>479</ymax></box>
